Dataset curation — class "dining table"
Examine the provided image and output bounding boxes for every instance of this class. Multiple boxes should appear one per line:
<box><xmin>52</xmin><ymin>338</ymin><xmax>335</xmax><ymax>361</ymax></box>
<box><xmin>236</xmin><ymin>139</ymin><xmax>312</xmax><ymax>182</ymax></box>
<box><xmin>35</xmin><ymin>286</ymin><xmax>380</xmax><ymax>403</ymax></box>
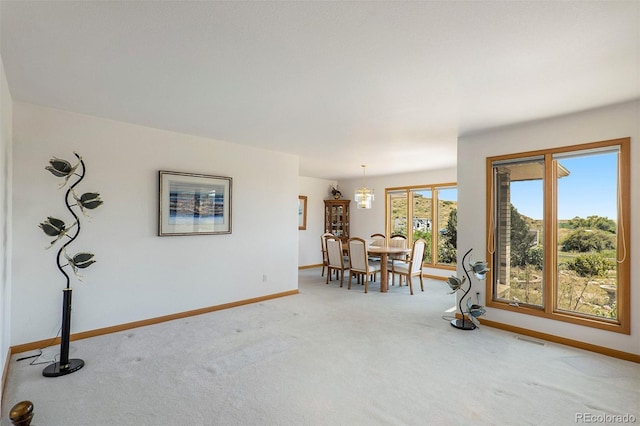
<box><xmin>367</xmin><ymin>245</ymin><xmax>411</xmax><ymax>292</ymax></box>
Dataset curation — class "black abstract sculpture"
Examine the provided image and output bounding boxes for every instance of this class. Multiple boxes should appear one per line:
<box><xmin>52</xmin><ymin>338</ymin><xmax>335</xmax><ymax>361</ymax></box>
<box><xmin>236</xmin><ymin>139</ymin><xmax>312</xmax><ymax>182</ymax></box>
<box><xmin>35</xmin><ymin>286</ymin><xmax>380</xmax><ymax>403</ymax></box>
<box><xmin>447</xmin><ymin>248</ymin><xmax>488</xmax><ymax>330</ymax></box>
<box><xmin>39</xmin><ymin>153</ymin><xmax>103</xmax><ymax>377</ymax></box>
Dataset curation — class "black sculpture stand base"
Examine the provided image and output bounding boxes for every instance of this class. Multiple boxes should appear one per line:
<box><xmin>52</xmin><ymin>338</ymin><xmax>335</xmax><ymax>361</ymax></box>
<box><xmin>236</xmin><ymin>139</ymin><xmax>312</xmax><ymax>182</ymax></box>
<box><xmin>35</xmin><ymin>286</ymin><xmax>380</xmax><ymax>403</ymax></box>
<box><xmin>42</xmin><ymin>358</ymin><xmax>84</xmax><ymax>377</ymax></box>
<box><xmin>43</xmin><ymin>289</ymin><xmax>84</xmax><ymax>377</ymax></box>
<box><xmin>450</xmin><ymin>318</ymin><xmax>476</xmax><ymax>330</ymax></box>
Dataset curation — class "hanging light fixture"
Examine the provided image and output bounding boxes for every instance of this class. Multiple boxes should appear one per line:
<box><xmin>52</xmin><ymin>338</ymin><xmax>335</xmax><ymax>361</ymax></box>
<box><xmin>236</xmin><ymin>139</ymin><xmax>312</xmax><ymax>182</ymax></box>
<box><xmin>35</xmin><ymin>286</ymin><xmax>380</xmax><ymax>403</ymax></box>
<box><xmin>354</xmin><ymin>164</ymin><xmax>374</xmax><ymax>209</ymax></box>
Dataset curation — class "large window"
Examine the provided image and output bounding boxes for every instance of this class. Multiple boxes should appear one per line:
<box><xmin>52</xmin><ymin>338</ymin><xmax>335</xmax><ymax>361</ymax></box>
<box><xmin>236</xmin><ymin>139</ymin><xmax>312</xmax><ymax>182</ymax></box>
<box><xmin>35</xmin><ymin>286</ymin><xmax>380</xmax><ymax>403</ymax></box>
<box><xmin>387</xmin><ymin>184</ymin><xmax>457</xmax><ymax>268</ymax></box>
<box><xmin>487</xmin><ymin>138</ymin><xmax>630</xmax><ymax>333</ymax></box>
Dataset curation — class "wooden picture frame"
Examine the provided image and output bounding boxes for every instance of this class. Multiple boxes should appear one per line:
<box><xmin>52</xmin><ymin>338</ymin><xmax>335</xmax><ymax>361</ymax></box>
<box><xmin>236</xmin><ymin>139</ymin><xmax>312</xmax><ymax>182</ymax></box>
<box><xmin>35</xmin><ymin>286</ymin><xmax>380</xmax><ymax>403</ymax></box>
<box><xmin>298</xmin><ymin>195</ymin><xmax>308</xmax><ymax>230</ymax></box>
<box><xmin>159</xmin><ymin>170</ymin><xmax>232</xmax><ymax>236</ymax></box>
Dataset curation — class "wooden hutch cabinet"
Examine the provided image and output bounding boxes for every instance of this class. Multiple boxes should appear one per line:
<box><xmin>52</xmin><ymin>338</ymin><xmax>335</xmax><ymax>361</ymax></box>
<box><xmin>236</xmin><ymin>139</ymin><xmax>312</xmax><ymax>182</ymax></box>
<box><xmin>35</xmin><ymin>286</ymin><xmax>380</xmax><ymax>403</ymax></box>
<box><xmin>324</xmin><ymin>199</ymin><xmax>351</xmax><ymax>243</ymax></box>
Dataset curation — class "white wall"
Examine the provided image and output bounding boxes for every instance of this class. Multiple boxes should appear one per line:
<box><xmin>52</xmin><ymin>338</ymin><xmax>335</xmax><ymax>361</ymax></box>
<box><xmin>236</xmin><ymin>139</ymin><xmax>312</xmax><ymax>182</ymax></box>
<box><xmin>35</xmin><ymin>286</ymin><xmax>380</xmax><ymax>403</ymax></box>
<box><xmin>0</xmin><ymin>55</ymin><xmax>13</xmax><ymax>398</ymax></box>
<box><xmin>11</xmin><ymin>102</ymin><xmax>299</xmax><ymax>345</ymax></box>
<box><xmin>458</xmin><ymin>100</ymin><xmax>639</xmax><ymax>355</ymax></box>
<box><xmin>298</xmin><ymin>176</ymin><xmax>336</xmax><ymax>267</ymax></box>
<box><xmin>338</xmin><ymin>167</ymin><xmax>457</xmax><ymax>278</ymax></box>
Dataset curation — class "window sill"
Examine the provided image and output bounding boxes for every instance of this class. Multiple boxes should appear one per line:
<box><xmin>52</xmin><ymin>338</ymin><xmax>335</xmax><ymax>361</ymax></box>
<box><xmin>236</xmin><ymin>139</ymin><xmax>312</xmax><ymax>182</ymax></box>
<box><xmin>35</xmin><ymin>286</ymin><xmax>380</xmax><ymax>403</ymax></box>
<box><xmin>486</xmin><ymin>300</ymin><xmax>629</xmax><ymax>335</ymax></box>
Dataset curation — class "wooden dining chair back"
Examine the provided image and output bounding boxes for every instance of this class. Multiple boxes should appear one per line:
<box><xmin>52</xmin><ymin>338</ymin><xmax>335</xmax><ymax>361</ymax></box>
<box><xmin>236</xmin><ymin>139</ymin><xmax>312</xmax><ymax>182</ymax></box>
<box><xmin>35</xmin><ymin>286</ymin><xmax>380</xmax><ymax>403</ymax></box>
<box><xmin>369</xmin><ymin>233</ymin><xmax>386</xmax><ymax>262</ymax></box>
<box><xmin>388</xmin><ymin>234</ymin><xmax>409</xmax><ymax>265</ymax></box>
<box><xmin>326</xmin><ymin>237</ymin><xmax>349</xmax><ymax>287</ymax></box>
<box><xmin>389</xmin><ymin>235</ymin><xmax>407</xmax><ymax>249</ymax></box>
<box><xmin>347</xmin><ymin>237</ymin><xmax>381</xmax><ymax>293</ymax></box>
<box><xmin>391</xmin><ymin>238</ymin><xmax>426</xmax><ymax>295</ymax></box>
<box><xmin>369</xmin><ymin>233</ymin><xmax>386</xmax><ymax>246</ymax></box>
<box><xmin>320</xmin><ymin>232</ymin><xmax>335</xmax><ymax>277</ymax></box>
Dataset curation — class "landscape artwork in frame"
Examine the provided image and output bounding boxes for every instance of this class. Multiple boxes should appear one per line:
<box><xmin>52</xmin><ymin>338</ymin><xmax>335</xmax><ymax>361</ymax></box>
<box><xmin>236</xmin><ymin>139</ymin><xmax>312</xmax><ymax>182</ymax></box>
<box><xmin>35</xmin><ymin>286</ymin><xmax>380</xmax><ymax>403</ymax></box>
<box><xmin>298</xmin><ymin>195</ymin><xmax>307</xmax><ymax>230</ymax></box>
<box><xmin>159</xmin><ymin>171</ymin><xmax>232</xmax><ymax>236</ymax></box>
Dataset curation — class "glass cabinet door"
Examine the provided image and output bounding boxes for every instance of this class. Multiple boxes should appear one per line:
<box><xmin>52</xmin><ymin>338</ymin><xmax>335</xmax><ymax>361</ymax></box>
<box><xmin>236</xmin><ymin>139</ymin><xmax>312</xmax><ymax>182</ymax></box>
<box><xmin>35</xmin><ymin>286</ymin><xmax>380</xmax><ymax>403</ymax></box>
<box><xmin>324</xmin><ymin>200</ymin><xmax>350</xmax><ymax>242</ymax></box>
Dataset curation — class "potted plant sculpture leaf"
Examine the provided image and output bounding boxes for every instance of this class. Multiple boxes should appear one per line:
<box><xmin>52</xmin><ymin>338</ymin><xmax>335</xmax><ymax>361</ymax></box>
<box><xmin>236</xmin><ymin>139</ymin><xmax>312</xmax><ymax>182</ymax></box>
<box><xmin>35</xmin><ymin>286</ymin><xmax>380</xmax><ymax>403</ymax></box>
<box><xmin>39</xmin><ymin>152</ymin><xmax>103</xmax><ymax>377</ymax></box>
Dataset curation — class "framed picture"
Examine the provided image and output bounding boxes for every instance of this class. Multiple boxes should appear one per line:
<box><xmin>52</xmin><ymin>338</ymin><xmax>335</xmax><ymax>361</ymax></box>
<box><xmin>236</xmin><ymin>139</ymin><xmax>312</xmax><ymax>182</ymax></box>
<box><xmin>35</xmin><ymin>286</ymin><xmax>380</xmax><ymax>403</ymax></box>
<box><xmin>159</xmin><ymin>170</ymin><xmax>232</xmax><ymax>236</ymax></box>
<box><xmin>298</xmin><ymin>195</ymin><xmax>307</xmax><ymax>230</ymax></box>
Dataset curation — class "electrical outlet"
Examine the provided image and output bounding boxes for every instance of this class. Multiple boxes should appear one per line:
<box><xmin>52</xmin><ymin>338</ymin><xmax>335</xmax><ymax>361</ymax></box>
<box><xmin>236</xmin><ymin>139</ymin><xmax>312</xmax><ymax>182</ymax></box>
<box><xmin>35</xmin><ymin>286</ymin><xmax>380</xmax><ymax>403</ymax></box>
<box><xmin>262</xmin><ymin>274</ymin><xmax>267</xmax><ymax>282</ymax></box>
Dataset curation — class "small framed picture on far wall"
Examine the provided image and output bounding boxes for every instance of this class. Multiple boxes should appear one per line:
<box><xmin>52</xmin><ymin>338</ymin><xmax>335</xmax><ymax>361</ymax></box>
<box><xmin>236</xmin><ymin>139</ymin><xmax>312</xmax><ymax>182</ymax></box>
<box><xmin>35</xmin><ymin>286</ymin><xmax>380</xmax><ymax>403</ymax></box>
<box><xmin>298</xmin><ymin>195</ymin><xmax>307</xmax><ymax>230</ymax></box>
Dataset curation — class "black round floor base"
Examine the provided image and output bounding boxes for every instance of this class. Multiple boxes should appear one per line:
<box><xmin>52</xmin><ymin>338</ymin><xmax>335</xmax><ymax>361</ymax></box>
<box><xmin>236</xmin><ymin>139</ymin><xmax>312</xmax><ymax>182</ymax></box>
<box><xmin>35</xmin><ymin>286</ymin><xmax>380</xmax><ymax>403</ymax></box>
<box><xmin>450</xmin><ymin>318</ymin><xmax>476</xmax><ymax>330</ymax></box>
<box><xmin>42</xmin><ymin>359</ymin><xmax>84</xmax><ymax>377</ymax></box>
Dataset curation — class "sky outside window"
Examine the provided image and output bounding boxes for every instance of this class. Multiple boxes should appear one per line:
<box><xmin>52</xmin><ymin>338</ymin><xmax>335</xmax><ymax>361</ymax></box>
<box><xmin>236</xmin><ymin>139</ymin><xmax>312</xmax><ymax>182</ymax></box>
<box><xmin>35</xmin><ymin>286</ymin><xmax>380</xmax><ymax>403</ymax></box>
<box><xmin>509</xmin><ymin>152</ymin><xmax>617</xmax><ymax>221</ymax></box>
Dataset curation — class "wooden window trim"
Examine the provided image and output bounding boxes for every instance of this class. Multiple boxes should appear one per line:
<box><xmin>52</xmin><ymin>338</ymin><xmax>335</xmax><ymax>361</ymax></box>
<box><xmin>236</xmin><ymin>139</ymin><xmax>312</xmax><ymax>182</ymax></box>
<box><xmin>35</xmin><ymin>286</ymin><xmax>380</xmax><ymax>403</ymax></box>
<box><xmin>385</xmin><ymin>182</ymin><xmax>457</xmax><ymax>270</ymax></box>
<box><xmin>485</xmin><ymin>138</ymin><xmax>631</xmax><ymax>334</ymax></box>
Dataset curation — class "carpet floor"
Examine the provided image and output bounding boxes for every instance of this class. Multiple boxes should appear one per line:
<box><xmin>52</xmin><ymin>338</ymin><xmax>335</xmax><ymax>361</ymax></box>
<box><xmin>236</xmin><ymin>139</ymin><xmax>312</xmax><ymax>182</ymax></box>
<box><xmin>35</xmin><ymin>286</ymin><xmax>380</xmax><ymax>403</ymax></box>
<box><xmin>2</xmin><ymin>268</ymin><xmax>638</xmax><ymax>425</ymax></box>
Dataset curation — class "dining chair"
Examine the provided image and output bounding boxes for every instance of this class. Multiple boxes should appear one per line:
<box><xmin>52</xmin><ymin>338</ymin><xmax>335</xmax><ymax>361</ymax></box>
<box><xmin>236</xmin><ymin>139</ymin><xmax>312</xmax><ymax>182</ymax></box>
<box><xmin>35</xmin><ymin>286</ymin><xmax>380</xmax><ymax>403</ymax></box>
<box><xmin>320</xmin><ymin>232</ymin><xmax>335</xmax><ymax>277</ymax></box>
<box><xmin>388</xmin><ymin>234</ymin><xmax>408</xmax><ymax>283</ymax></box>
<box><xmin>370</xmin><ymin>233</ymin><xmax>386</xmax><ymax>246</ymax></box>
<box><xmin>391</xmin><ymin>238</ymin><xmax>426</xmax><ymax>295</ymax></box>
<box><xmin>326</xmin><ymin>237</ymin><xmax>349</xmax><ymax>287</ymax></box>
<box><xmin>347</xmin><ymin>237</ymin><xmax>381</xmax><ymax>293</ymax></box>
<box><xmin>369</xmin><ymin>233</ymin><xmax>386</xmax><ymax>262</ymax></box>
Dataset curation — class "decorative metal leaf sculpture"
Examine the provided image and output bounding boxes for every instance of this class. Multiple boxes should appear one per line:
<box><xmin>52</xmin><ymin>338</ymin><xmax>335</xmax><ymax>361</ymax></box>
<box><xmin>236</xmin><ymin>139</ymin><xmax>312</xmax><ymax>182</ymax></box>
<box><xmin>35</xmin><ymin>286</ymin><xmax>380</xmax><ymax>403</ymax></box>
<box><xmin>448</xmin><ymin>248</ymin><xmax>489</xmax><ymax>330</ymax></box>
<box><xmin>446</xmin><ymin>275</ymin><xmax>465</xmax><ymax>294</ymax></box>
<box><xmin>71</xmin><ymin>190</ymin><xmax>104</xmax><ymax>216</ymax></box>
<box><xmin>45</xmin><ymin>157</ymin><xmax>74</xmax><ymax>177</ymax></box>
<box><xmin>468</xmin><ymin>256</ymin><xmax>490</xmax><ymax>280</ymax></box>
<box><xmin>63</xmin><ymin>250</ymin><xmax>96</xmax><ymax>278</ymax></box>
<box><xmin>40</xmin><ymin>152</ymin><xmax>102</xmax><ymax>377</ymax></box>
<box><xmin>40</xmin><ymin>152</ymin><xmax>102</xmax><ymax>281</ymax></box>
<box><xmin>39</xmin><ymin>217</ymin><xmax>77</xmax><ymax>249</ymax></box>
<box><xmin>78</xmin><ymin>192</ymin><xmax>103</xmax><ymax>209</ymax></box>
<box><xmin>466</xmin><ymin>299</ymin><xmax>486</xmax><ymax>328</ymax></box>
<box><xmin>45</xmin><ymin>155</ymin><xmax>81</xmax><ymax>188</ymax></box>
<box><xmin>39</xmin><ymin>217</ymin><xmax>67</xmax><ymax>237</ymax></box>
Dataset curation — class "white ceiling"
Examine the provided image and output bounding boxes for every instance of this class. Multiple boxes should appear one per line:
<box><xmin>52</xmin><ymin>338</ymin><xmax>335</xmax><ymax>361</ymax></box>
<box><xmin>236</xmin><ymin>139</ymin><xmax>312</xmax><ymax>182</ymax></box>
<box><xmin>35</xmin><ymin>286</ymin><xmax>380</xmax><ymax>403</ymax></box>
<box><xmin>1</xmin><ymin>1</ymin><xmax>638</xmax><ymax>179</ymax></box>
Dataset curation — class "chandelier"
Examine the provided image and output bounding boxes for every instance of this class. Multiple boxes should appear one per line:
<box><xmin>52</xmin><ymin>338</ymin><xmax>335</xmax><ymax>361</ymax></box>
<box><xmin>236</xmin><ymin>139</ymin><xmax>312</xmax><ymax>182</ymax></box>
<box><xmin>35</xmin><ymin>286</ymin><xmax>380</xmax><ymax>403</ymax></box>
<box><xmin>354</xmin><ymin>165</ymin><xmax>374</xmax><ymax>209</ymax></box>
